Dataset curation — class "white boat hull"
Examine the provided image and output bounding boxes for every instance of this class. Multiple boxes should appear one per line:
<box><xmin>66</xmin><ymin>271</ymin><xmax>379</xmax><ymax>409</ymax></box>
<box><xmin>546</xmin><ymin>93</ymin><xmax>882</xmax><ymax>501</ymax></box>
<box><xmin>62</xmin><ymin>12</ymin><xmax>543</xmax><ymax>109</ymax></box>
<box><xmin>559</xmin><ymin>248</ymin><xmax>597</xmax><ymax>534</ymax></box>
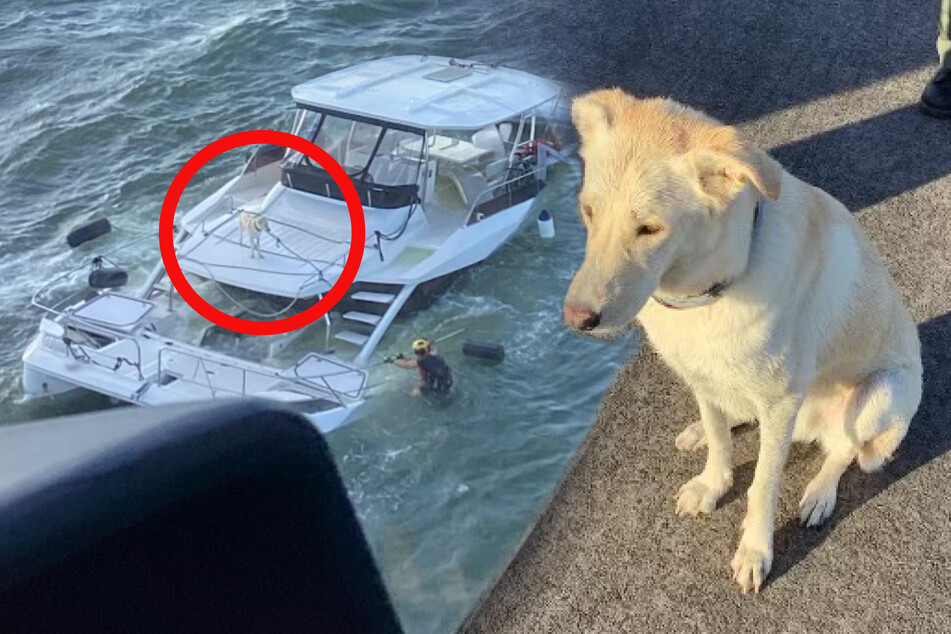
<box><xmin>370</xmin><ymin>199</ymin><xmax>536</xmax><ymax>285</ymax></box>
<box><xmin>22</xmin><ymin>360</ymin><xmax>78</xmax><ymax>398</ymax></box>
<box><xmin>21</xmin><ymin>329</ymin><xmax>365</xmax><ymax>435</ymax></box>
<box><xmin>177</xmin><ymin>184</ymin><xmax>537</xmax><ymax>296</ymax></box>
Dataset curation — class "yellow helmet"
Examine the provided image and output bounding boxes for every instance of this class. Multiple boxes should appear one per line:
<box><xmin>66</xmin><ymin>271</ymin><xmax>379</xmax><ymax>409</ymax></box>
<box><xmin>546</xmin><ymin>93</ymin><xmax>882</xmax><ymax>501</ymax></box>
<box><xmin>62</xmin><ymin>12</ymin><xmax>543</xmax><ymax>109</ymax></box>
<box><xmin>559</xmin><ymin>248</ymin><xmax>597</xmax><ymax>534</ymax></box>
<box><xmin>412</xmin><ymin>339</ymin><xmax>431</xmax><ymax>354</ymax></box>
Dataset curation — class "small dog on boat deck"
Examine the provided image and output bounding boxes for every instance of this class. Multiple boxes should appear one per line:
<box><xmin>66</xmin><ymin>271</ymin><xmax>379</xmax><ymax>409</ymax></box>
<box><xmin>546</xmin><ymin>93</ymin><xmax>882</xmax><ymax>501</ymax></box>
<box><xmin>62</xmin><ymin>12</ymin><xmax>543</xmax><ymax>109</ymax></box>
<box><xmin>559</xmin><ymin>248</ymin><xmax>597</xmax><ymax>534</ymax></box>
<box><xmin>562</xmin><ymin>89</ymin><xmax>922</xmax><ymax>593</ymax></box>
<box><xmin>238</xmin><ymin>210</ymin><xmax>270</xmax><ymax>258</ymax></box>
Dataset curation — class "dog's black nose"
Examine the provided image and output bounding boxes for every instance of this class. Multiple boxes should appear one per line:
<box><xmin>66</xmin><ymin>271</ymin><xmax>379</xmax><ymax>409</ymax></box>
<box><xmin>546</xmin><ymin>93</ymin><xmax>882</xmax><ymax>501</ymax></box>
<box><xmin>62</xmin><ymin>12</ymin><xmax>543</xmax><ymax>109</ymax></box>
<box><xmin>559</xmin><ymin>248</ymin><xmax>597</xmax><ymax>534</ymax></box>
<box><xmin>580</xmin><ymin>311</ymin><xmax>601</xmax><ymax>330</ymax></box>
<box><xmin>564</xmin><ymin>304</ymin><xmax>601</xmax><ymax>330</ymax></box>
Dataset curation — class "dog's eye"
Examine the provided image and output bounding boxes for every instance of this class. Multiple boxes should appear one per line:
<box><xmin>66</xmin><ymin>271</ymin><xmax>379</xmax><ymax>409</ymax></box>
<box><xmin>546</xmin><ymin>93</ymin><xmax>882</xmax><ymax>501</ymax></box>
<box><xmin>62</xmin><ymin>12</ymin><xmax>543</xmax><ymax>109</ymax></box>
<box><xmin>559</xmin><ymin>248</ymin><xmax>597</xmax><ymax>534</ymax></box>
<box><xmin>581</xmin><ymin>204</ymin><xmax>593</xmax><ymax>222</ymax></box>
<box><xmin>636</xmin><ymin>223</ymin><xmax>663</xmax><ymax>237</ymax></box>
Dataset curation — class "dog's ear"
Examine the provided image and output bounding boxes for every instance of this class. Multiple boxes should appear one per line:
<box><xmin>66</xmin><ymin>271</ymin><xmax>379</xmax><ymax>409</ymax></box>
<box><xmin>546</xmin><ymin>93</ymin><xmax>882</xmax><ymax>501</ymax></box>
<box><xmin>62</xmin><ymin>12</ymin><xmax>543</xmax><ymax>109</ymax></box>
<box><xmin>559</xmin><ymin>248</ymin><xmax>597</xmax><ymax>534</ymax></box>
<box><xmin>572</xmin><ymin>89</ymin><xmax>628</xmax><ymax>141</ymax></box>
<box><xmin>687</xmin><ymin>142</ymin><xmax>781</xmax><ymax>205</ymax></box>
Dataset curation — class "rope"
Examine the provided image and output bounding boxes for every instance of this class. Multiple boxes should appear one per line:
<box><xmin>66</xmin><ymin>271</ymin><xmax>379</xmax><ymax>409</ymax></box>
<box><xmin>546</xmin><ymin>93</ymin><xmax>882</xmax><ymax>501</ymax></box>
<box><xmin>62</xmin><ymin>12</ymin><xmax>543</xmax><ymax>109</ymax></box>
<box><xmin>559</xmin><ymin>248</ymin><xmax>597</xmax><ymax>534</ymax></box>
<box><xmin>64</xmin><ymin>338</ymin><xmax>144</xmax><ymax>380</ymax></box>
<box><xmin>208</xmin><ymin>276</ymin><xmax>304</xmax><ymax>319</ymax></box>
<box><xmin>176</xmin><ymin>210</ymin><xmax>346</xmax><ymax>320</ymax></box>
<box><xmin>180</xmin><ymin>257</ymin><xmax>307</xmax><ymax>319</ymax></box>
<box><xmin>373</xmin><ymin>198</ymin><xmax>418</xmax><ymax>262</ymax></box>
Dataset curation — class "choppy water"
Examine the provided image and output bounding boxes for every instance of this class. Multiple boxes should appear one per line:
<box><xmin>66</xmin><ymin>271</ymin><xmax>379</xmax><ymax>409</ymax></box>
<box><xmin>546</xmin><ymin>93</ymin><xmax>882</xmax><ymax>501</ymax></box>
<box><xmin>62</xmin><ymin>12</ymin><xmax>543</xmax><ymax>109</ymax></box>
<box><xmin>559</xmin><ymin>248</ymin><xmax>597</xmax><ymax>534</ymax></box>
<box><xmin>0</xmin><ymin>2</ymin><xmax>635</xmax><ymax>631</ymax></box>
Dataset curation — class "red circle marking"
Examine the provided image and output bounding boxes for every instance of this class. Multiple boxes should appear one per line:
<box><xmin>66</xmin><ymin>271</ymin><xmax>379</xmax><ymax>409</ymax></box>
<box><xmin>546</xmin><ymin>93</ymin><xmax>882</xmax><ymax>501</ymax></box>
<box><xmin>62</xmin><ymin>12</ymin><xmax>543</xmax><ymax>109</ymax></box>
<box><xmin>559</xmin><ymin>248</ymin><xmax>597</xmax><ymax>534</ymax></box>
<box><xmin>159</xmin><ymin>130</ymin><xmax>365</xmax><ymax>336</ymax></box>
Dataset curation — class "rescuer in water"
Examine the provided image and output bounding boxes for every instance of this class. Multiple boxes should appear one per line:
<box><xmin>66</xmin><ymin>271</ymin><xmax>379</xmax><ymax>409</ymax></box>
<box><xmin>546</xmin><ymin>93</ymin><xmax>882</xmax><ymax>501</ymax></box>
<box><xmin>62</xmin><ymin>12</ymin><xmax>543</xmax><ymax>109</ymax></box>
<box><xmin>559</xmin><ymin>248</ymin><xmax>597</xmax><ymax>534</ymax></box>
<box><xmin>384</xmin><ymin>338</ymin><xmax>453</xmax><ymax>397</ymax></box>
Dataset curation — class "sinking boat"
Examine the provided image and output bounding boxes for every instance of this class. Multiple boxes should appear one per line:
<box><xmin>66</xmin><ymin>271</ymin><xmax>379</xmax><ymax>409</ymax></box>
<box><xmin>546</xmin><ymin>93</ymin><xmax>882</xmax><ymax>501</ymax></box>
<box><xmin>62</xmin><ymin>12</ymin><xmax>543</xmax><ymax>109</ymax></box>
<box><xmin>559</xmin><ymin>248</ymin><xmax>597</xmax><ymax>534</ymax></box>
<box><xmin>22</xmin><ymin>55</ymin><xmax>571</xmax><ymax>432</ymax></box>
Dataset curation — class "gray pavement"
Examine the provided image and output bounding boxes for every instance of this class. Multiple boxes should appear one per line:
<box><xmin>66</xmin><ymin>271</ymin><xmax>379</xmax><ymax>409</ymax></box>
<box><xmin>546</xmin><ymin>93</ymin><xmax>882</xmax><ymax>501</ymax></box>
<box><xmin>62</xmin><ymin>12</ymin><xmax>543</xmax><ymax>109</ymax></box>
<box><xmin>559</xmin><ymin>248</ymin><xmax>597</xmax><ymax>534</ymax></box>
<box><xmin>463</xmin><ymin>0</ymin><xmax>951</xmax><ymax>631</ymax></box>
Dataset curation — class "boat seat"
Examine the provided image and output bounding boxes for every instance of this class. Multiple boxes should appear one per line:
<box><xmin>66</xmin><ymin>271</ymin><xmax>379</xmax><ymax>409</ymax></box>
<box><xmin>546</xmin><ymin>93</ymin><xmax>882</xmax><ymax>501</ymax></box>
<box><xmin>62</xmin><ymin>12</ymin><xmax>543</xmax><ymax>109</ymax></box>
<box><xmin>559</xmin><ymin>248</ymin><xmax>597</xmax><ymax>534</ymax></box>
<box><xmin>446</xmin><ymin>167</ymin><xmax>490</xmax><ymax>210</ymax></box>
<box><xmin>498</xmin><ymin>121</ymin><xmax>515</xmax><ymax>144</ymax></box>
<box><xmin>472</xmin><ymin>126</ymin><xmax>506</xmax><ymax>161</ymax></box>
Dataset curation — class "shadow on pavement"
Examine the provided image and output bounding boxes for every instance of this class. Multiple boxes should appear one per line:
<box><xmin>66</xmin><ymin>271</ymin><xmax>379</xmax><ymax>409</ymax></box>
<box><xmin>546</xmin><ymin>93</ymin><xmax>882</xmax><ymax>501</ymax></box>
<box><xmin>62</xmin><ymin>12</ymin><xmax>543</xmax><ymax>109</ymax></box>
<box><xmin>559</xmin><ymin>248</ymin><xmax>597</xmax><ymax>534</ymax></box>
<box><xmin>773</xmin><ymin>105</ymin><xmax>951</xmax><ymax>211</ymax></box>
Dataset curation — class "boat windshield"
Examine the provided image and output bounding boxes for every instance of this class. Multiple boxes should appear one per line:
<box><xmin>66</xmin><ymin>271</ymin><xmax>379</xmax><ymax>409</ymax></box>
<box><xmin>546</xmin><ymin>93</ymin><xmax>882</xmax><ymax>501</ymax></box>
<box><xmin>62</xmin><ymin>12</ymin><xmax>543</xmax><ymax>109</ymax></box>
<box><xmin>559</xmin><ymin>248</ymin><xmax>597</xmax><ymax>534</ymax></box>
<box><xmin>282</xmin><ymin>108</ymin><xmax>425</xmax><ymax>207</ymax></box>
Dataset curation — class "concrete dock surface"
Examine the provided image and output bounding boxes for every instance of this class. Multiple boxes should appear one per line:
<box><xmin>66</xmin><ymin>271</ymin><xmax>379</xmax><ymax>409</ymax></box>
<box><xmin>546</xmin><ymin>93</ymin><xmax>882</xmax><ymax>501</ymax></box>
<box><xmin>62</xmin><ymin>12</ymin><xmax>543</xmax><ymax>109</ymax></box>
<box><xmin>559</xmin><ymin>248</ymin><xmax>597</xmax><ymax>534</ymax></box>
<box><xmin>464</xmin><ymin>0</ymin><xmax>951</xmax><ymax>630</ymax></box>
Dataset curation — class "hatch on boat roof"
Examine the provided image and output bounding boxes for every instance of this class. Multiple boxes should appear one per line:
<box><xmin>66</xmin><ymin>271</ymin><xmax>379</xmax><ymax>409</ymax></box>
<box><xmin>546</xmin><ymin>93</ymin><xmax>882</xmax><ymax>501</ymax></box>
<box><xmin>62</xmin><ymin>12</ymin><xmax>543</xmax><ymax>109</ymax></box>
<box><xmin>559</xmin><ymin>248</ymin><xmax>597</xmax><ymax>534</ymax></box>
<box><xmin>422</xmin><ymin>66</ymin><xmax>472</xmax><ymax>82</ymax></box>
<box><xmin>72</xmin><ymin>293</ymin><xmax>154</xmax><ymax>330</ymax></box>
<box><xmin>291</xmin><ymin>55</ymin><xmax>563</xmax><ymax>131</ymax></box>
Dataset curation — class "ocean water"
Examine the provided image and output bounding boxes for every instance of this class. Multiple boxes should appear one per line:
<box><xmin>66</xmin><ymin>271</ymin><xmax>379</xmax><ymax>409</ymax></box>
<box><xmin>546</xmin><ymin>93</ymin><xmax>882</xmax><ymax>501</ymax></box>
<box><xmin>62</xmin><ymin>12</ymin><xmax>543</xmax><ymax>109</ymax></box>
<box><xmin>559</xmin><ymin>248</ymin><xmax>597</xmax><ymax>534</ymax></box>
<box><xmin>0</xmin><ymin>1</ymin><xmax>635</xmax><ymax>631</ymax></box>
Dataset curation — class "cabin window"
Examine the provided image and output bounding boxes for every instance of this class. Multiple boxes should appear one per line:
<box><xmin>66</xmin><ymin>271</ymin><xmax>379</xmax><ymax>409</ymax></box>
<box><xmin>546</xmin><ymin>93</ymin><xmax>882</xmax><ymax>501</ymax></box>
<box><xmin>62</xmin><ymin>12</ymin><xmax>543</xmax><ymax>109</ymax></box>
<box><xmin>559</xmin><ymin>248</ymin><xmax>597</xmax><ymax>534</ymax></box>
<box><xmin>311</xmin><ymin>116</ymin><xmax>382</xmax><ymax>176</ymax></box>
<box><xmin>291</xmin><ymin>108</ymin><xmax>321</xmax><ymax>141</ymax></box>
<box><xmin>282</xmin><ymin>108</ymin><xmax>424</xmax><ymax>208</ymax></box>
<box><xmin>284</xmin><ymin>109</ymin><xmax>322</xmax><ymax>165</ymax></box>
<box><xmin>367</xmin><ymin>129</ymin><xmax>424</xmax><ymax>187</ymax></box>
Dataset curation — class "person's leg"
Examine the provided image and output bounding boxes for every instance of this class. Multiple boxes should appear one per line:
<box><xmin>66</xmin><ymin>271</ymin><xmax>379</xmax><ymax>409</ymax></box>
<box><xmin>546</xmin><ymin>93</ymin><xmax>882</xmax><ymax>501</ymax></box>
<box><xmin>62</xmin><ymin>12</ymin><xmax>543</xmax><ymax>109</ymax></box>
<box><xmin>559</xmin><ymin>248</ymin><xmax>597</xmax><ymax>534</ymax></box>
<box><xmin>940</xmin><ymin>0</ymin><xmax>951</xmax><ymax>64</ymax></box>
<box><xmin>921</xmin><ymin>0</ymin><xmax>951</xmax><ymax>117</ymax></box>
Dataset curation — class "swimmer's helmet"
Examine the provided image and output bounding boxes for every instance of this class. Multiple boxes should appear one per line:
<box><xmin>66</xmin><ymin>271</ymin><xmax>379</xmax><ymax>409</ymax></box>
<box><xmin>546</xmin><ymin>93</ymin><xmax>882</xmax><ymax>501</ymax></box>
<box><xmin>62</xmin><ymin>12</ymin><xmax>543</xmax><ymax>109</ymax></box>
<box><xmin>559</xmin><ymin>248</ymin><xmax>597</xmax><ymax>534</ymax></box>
<box><xmin>412</xmin><ymin>339</ymin><xmax>431</xmax><ymax>355</ymax></box>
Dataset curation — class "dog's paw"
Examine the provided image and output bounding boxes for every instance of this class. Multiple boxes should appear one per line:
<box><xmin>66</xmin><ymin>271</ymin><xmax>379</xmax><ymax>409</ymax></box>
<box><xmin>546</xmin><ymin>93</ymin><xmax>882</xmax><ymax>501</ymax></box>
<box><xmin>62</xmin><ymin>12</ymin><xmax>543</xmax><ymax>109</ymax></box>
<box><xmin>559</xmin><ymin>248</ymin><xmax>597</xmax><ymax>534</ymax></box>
<box><xmin>675</xmin><ymin>422</ymin><xmax>707</xmax><ymax>452</ymax></box>
<box><xmin>731</xmin><ymin>539</ymin><xmax>773</xmax><ymax>594</ymax></box>
<box><xmin>799</xmin><ymin>476</ymin><xmax>838</xmax><ymax>527</ymax></box>
<box><xmin>676</xmin><ymin>474</ymin><xmax>728</xmax><ymax>517</ymax></box>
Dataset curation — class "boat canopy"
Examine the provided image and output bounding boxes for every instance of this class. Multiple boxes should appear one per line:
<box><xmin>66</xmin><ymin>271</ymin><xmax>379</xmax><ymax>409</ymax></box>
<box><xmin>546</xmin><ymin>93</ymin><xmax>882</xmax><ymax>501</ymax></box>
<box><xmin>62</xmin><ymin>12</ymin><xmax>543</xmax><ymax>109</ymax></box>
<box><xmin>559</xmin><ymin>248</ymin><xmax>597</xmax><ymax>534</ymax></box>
<box><xmin>291</xmin><ymin>56</ymin><xmax>562</xmax><ymax>131</ymax></box>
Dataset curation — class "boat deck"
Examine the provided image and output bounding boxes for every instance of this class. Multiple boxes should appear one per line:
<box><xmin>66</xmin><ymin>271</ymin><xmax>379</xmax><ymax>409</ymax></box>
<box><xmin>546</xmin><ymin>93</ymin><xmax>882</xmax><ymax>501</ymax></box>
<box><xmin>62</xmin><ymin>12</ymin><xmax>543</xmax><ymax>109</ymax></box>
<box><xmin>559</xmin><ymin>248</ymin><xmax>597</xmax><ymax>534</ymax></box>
<box><xmin>177</xmin><ymin>211</ymin><xmax>350</xmax><ymax>298</ymax></box>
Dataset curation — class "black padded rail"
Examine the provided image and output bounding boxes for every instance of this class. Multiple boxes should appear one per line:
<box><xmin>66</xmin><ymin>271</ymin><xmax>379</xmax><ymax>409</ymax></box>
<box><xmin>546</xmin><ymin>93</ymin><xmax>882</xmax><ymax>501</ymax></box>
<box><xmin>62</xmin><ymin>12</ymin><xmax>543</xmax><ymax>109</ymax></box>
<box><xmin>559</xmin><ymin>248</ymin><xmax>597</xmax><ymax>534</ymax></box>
<box><xmin>0</xmin><ymin>401</ymin><xmax>402</xmax><ymax>634</ymax></box>
<box><xmin>281</xmin><ymin>163</ymin><xmax>419</xmax><ymax>209</ymax></box>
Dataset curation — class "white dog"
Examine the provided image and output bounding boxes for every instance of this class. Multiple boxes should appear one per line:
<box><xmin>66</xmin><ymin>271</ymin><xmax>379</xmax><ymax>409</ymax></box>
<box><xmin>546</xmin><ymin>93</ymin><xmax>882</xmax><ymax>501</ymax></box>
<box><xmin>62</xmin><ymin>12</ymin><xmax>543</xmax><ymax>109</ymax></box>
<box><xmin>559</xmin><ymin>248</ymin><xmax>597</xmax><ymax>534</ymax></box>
<box><xmin>563</xmin><ymin>90</ymin><xmax>922</xmax><ymax>593</ymax></box>
<box><xmin>238</xmin><ymin>210</ymin><xmax>270</xmax><ymax>259</ymax></box>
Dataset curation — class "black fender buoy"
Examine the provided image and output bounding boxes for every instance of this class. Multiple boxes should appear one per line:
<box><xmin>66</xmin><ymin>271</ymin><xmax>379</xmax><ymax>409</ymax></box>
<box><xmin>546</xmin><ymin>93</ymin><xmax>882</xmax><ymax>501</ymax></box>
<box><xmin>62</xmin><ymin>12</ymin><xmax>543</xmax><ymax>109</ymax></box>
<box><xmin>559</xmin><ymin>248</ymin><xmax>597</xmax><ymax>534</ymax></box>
<box><xmin>88</xmin><ymin>268</ymin><xmax>128</xmax><ymax>289</ymax></box>
<box><xmin>67</xmin><ymin>218</ymin><xmax>112</xmax><ymax>247</ymax></box>
<box><xmin>462</xmin><ymin>339</ymin><xmax>505</xmax><ymax>362</ymax></box>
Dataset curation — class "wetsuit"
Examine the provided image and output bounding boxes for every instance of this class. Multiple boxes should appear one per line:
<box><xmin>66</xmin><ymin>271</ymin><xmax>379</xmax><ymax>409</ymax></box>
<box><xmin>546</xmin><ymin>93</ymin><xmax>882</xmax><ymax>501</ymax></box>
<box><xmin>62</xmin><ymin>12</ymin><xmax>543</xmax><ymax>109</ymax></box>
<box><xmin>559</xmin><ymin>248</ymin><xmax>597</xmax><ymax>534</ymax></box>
<box><xmin>416</xmin><ymin>354</ymin><xmax>453</xmax><ymax>396</ymax></box>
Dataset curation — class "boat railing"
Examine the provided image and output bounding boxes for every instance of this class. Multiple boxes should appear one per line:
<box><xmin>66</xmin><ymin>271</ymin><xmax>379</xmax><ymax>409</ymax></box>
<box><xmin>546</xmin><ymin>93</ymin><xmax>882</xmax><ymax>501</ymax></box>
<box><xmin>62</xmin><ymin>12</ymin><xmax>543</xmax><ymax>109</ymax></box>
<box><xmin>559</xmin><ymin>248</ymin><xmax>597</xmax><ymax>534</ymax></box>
<box><xmin>154</xmin><ymin>342</ymin><xmax>363</xmax><ymax>406</ymax></box>
<box><xmin>185</xmin><ymin>202</ymin><xmax>359</xmax><ymax>294</ymax></box>
<box><xmin>287</xmin><ymin>353</ymin><xmax>368</xmax><ymax>398</ymax></box>
<box><xmin>194</xmin><ymin>202</ymin><xmax>351</xmax><ymax>249</ymax></box>
<box><xmin>463</xmin><ymin>164</ymin><xmax>547</xmax><ymax>226</ymax></box>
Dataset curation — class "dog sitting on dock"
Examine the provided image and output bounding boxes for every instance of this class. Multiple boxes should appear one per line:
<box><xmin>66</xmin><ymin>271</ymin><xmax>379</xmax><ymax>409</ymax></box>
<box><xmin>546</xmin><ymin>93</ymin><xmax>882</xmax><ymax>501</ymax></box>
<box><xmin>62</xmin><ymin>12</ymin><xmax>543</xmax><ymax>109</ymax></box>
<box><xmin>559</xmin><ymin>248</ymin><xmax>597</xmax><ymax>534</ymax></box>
<box><xmin>238</xmin><ymin>210</ymin><xmax>270</xmax><ymax>258</ymax></box>
<box><xmin>562</xmin><ymin>90</ymin><xmax>922</xmax><ymax>593</ymax></box>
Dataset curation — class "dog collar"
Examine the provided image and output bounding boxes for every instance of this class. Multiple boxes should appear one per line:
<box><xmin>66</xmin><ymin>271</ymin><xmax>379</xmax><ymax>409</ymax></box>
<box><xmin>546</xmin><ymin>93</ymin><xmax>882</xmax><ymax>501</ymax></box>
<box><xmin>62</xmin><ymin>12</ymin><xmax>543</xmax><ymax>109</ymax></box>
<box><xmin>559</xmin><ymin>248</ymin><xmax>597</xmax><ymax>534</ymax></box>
<box><xmin>651</xmin><ymin>201</ymin><xmax>762</xmax><ymax>310</ymax></box>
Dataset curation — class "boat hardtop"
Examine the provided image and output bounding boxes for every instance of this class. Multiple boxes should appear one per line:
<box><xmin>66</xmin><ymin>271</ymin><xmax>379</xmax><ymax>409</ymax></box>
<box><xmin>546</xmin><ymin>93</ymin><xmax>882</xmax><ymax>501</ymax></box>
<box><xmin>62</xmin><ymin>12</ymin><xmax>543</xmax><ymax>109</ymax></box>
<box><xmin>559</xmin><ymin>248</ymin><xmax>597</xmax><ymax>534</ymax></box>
<box><xmin>291</xmin><ymin>55</ymin><xmax>563</xmax><ymax>130</ymax></box>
